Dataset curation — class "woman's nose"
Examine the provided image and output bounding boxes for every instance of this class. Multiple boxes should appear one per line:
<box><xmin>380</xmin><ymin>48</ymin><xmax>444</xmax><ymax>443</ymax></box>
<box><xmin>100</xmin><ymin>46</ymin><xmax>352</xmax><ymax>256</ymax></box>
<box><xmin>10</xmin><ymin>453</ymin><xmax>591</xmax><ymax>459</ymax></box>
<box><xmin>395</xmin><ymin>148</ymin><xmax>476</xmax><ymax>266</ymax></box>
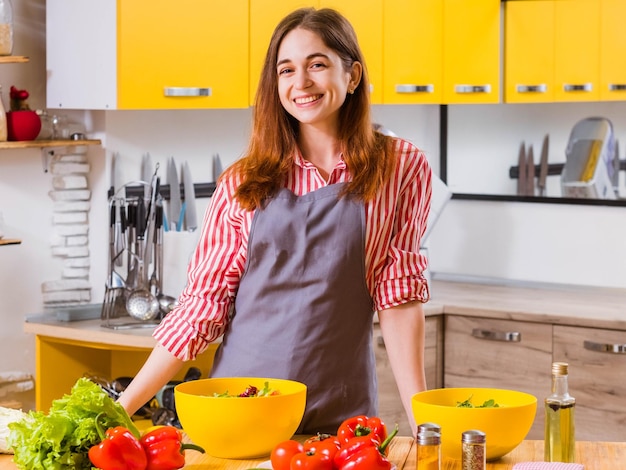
<box><xmin>294</xmin><ymin>70</ymin><xmax>312</xmax><ymax>89</ymax></box>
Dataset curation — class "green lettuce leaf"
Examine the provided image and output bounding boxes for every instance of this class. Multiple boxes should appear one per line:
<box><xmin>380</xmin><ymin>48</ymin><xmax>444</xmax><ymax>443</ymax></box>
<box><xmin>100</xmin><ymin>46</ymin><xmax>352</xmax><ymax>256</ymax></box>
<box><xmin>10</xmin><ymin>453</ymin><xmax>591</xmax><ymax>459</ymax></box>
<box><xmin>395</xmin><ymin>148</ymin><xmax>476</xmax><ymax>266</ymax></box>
<box><xmin>7</xmin><ymin>377</ymin><xmax>139</xmax><ymax>470</ymax></box>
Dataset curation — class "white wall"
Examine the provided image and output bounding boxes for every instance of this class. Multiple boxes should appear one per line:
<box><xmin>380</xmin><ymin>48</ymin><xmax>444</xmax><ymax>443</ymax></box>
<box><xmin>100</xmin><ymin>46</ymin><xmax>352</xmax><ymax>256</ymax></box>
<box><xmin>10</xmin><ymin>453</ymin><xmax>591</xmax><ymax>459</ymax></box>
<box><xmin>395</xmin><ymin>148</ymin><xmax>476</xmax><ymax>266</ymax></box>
<box><xmin>2</xmin><ymin>0</ymin><xmax>626</xmax><ymax>409</ymax></box>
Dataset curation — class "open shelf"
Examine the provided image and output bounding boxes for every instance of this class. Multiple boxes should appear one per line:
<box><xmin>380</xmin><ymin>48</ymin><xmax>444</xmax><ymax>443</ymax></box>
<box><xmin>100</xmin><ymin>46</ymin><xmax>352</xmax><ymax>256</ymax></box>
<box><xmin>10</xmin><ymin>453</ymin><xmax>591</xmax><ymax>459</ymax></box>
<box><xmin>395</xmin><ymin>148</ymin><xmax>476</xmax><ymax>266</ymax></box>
<box><xmin>0</xmin><ymin>55</ymin><xmax>29</xmax><ymax>64</ymax></box>
<box><xmin>0</xmin><ymin>139</ymin><xmax>102</xmax><ymax>150</ymax></box>
<box><xmin>0</xmin><ymin>239</ymin><xmax>21</xmax><ymax>246</ymax></box>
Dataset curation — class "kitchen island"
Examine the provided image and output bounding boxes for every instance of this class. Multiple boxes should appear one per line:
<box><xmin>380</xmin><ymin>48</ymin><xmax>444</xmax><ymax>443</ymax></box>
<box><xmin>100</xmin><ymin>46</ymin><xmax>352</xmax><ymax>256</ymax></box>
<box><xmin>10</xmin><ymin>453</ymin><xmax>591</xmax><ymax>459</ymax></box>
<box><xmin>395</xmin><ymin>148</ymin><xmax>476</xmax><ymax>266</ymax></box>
<box><xmin>1</xmin><ymin>439</ymin><xmax>625</xmax><ymax>469</ymax></box>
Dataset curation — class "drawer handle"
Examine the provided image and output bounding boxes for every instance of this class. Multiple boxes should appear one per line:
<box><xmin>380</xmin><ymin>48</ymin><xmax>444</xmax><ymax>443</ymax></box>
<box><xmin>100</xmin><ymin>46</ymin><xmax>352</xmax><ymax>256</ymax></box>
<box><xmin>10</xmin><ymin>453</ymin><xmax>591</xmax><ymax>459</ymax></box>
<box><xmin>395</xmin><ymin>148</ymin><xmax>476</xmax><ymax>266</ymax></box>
<box><xmin>583</xmin><ymin>340</ymin><xmax>626</xmax><ymax>354</ymax></box>
<box><xmin>608</xmin><ymin>84</ymin><xmax>626</xmax><ymax>91</ymax></box>
<box><xmin>395</xmin><ymin>84</ymin><xmax>434</xmax><ymax>94</ymax></box>
<box><xmin>563</xmin><ymin>83</ymin><xmax>592</xmax><ymax>92</ymax></box>
<box><xmin>454</xmin><ymin>84</ymin><xmax>491</xmax><ymax>94</ymax></box>
<box><xmin>164</xmin><ymin>87</ymin><xmax>212</xmax><ymax>97</ymax></box>
<box><xmin>516</xmin><ymin>84</ymin><xmax>547</xmax><ymax>93</ymax></box>
<box><xmin>471</xmin><ymin>328</ymin><xmax>521</xmax><ymax>342</ymax></box>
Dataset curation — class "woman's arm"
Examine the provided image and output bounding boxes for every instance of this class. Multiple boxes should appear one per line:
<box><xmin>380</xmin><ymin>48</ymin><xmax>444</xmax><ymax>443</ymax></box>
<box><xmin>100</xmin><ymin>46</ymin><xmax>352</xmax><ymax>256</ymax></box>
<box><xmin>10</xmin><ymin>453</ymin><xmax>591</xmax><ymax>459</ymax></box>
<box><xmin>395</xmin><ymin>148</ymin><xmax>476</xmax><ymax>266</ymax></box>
<box><xmin>117</xmin><ymin>344</ymin><xmax>184</xmax><ymax>416</ymax></box>
<box><xmin>378</xmin><ymin>300</ymin><xmax>427</xmax><ymax>437</ymax></box>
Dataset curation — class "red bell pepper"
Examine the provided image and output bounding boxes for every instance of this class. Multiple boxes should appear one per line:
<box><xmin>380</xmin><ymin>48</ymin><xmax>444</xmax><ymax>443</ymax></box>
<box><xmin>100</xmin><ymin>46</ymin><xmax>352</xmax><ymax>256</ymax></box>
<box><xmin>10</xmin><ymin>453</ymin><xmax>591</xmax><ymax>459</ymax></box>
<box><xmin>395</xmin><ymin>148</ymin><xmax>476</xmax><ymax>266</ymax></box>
<box><xmin>88</xmin><ymin>413</ymin><xmax>148</xmax><ymax>470</ymax></box>
<box><xmin>334</xmin><ymin>424</ymin><xmax>399</xmax><ymax>469</ymax></box>
<box><xmin>337</xmin><ymin>446</ymin><xmax>393</xmax><ymax>470</ymax></box>
<box><xmin>337</xmin><ymin>415</ymin><xmax>387</xmax><ymax>445</ymax></box>
<box><xmin>139</xmin><ymin>426</ymin><xmax>205</xmax><ymax>470</ymax></box>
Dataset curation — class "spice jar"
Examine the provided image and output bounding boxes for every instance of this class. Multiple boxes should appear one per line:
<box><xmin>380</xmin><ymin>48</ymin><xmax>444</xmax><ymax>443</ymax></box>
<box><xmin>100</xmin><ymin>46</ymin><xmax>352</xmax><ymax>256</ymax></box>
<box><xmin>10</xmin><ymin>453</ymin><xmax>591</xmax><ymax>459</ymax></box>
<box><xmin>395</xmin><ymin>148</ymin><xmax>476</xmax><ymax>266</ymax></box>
<box><xmin>417</xmin><ymin>422</ymin><xmax>441</xmax><ymax>435</ymax></box>
<box><xmin>416</xmin><ymin>430</ymin><xmax>441</xmax><ymax>470</ymax></box>
<box><xmin>462</xmin><ymin>430</ymin><xmax>486</xmax><ymax>470</ymax></box>
<box><xmin>0</xmin><ymin>0</ymin><xmax>13</xmax><ymax>56</ymax></box>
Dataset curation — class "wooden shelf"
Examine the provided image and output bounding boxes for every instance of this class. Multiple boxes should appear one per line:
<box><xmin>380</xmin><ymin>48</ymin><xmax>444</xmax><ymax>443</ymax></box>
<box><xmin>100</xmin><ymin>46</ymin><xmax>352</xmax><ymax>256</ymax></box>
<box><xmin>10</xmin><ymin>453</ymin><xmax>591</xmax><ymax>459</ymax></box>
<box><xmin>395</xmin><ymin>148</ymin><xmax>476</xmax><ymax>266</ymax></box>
<box><xmin>0</xmin><ymin>139</ymin><xmax>101</xmax><ymax>150</ymax></box>
<box><xmin>0</xmin><ymin>55</ymin><xmax>29</xmax><ymax>64</ymax></box>
<box><xmin>0</xmin><ymin>239</ymin><xmax>21</xmax><ymax>246</ymax></box>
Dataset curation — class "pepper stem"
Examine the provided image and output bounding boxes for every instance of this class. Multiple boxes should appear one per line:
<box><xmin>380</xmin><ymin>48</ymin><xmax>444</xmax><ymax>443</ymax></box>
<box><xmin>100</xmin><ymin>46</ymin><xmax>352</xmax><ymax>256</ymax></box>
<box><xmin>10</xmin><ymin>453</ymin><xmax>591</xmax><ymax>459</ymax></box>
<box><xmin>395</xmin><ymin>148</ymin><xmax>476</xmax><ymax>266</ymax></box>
<box><xmin>379</xmin><ymin>424</ymin><xmax>399</xmax><ymax>455</ymax></box>
<box><xmin>93</xmin><ymin>412</ymin><xmax>107</xmax><ymax>442</ymax></box>
<box><xmin>181</xmin><ymin>443</ymin><xmax>205</xmax><ymax>454</ymax></box>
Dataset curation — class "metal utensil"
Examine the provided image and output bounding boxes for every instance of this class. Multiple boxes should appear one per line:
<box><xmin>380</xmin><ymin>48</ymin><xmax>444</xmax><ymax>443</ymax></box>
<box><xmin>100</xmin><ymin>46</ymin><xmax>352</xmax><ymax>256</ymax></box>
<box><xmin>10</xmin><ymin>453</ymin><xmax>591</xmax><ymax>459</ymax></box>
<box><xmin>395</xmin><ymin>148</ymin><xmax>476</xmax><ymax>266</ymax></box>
<box><xmin>538</xmin><ymin>134</ymin><xmax>550</xmax><ymax>196</ymax></box>
<box><xmin>182</xmin><ymin>161</ymin><xmax>198</xmax><ymax>232</ymax></box>
<box><xmin>167</xmin><ymin>157</ymin><xmax>182</xmax><ymax>231</ymax></box>
<box><xmin>516</xmin><ymin>142</ymin><xmax>526</xmax><ymax>196</ymax></box>
<box><xmin>526</xmin><ymin>144</ymin><xmax>535</xmax><ymax>196</ymax></box>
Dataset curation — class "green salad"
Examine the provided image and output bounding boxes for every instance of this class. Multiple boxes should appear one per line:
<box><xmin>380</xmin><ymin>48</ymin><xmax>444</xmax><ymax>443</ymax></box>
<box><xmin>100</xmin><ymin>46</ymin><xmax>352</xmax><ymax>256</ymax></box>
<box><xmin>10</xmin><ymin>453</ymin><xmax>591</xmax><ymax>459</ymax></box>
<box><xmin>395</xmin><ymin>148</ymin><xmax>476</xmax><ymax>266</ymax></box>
<box><xmin>456</xmin><ymin>395</ymin><xmax>501</xmax><ymax>408</ymax></box>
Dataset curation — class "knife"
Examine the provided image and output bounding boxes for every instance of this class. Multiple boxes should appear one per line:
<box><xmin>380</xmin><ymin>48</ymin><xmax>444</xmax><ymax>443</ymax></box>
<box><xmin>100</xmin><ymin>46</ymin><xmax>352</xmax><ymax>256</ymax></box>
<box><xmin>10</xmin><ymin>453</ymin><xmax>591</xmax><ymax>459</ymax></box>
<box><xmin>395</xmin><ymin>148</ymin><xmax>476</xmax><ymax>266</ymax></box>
<box><xmin>516</xmin><ymin>142</ymin><xmax>526</xmax><ymax>196</ymax></box>
<box><xmin>111</xmin><ymin>152</ymin><xmax>125</xmax><ymax>266</ymax></box>
<box><xmin>526</xmin><ymin>144</ymin><xmax>535</xmax><ymax>196</ymax></box>
<box><xmin>212</xmin><ymin>153</ymin><xmax>223</xmax><ymax>181</ymax></box>
<box><xmin>538</xmin><ymin>134</ymin><xmax>550</xmax><ymax>197</ymax></box>
<box><xmin>182</xmin><ymin>161</ymin><xmax>198</xmax><ymax>232</ymax></box>
<box><xmin>167</xmin><ymin>157</ymin><xmax>182</xmax><ymax>232</ymax></box>
<box><xmin>141</xmin><ymin>152</ymin><xmax>153</xmax><ymax>201</ymax></box>
<box><xmin>611</xmin><ymin>139</ymin><xmax>619</xmax><ymax>196</ymax></box>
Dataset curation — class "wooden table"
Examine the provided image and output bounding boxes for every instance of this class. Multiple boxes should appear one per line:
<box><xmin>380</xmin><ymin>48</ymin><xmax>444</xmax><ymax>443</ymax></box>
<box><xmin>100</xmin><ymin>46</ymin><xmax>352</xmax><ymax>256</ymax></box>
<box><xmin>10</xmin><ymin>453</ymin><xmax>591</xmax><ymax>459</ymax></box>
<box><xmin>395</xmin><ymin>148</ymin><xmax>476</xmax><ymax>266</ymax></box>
<box><xmin>2</xmin><ymin>439</ymin><xmax>624</xmax><ymax>469</ymax></box>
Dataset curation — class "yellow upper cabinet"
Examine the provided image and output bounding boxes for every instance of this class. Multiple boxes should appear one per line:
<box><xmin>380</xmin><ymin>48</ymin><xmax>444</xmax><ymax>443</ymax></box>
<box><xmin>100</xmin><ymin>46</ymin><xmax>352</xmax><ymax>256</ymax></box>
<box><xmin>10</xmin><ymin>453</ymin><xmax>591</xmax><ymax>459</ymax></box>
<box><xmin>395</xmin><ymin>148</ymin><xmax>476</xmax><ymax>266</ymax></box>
<box><xmin>322</xmin><ymin>0</ymin><xmax>384</xmax><ymax>104</ymax></box>
<box><xmin>383</xmin><ymin>0</ymin><xmax>499</xmax><ymax>105</ymax></box>
<box><xmin>47</xmin><ymin>0</ymin><xmax>248</xmax><ymax>110</ymax></box>
<box><xmin>383</xmin><ymin>0</ymin><xmax>443</xmax><ymax>104</ymax></box>
<box><xmin>600</xmin><ymin>0</ymin><xmax>626</xmax><ymax>101</ymax></box>
<box><xmin>249</xmin><ymin>1</ymin><xmax>320</xmax><ymax>105</ymax></box>
<box><xmin>553</xmin><ymin>0</ymin><xmax>600</xmax><ymax>102</ymax></box>
<box><xmin>504</xmin><ymin>1</ymin><xmax>555</xmax><ymax>103</ymax></box>
<box><xmin>442</xmin><ymin>0</ymin><xmax>500</xmax><ymax>104</ymax></box>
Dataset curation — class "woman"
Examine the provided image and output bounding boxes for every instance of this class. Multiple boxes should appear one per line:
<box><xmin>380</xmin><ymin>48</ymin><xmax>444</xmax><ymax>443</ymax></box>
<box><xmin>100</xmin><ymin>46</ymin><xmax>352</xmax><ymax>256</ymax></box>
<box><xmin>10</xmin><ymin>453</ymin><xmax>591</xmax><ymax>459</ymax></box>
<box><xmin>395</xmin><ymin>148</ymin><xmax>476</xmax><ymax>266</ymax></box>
<box><xmin>118</xmin><ymin>7</ymin><xmax>432</xmax><ymax>435</ymax></box>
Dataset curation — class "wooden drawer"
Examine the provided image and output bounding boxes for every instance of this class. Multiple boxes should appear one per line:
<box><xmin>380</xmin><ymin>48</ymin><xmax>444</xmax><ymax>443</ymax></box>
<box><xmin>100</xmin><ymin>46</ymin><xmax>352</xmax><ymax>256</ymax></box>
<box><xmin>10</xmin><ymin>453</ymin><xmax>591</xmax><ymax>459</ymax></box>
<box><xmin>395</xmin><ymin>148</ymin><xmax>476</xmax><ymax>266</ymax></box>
<box><xmin>553</xmin><ymin>324</ymin><xmax>626</xmax><ymax>441</ymax></box>
<box><xmin>374</xmin><ymin>316</ymin><xmax>442</xmax><ymax>436</ymax></box>
<box><xmin>444</xmin><ymin>315</ymin><xmax>553</xmax><ymax>439</ymax></box>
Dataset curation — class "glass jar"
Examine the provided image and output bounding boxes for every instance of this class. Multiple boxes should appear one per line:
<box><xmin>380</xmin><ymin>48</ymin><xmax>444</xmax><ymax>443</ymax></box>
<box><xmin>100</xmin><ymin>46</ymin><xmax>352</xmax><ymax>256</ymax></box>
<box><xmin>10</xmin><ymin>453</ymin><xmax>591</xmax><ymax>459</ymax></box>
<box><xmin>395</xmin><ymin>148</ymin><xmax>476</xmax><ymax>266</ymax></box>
<box><xmin>0</xmin><ymin>0</ymin><xmax>13</xmax><ymax>56</ymax></box>
<box><xmin>0</xmin><ymin>84</ymin><xmax>7</xmax><ymax>141</ymax></box>
<box><xmin>416</xmin><ymin>430</ymin><xmax>441</xmax><ymax>470</ymax></box>
<box><xmin>462</xmin><ymin>430</ymin><xmax>486</xmax><ymax>470</ymax></box>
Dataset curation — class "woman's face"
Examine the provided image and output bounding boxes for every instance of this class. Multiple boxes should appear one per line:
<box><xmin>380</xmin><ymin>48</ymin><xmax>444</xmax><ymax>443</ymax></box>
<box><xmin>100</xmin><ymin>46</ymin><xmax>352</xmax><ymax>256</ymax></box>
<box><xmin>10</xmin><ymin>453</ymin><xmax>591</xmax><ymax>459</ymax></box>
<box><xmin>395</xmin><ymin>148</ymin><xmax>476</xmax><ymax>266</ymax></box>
<box><xmin>276</xmin><ymin>27</ymin><xmax>360</xmax><ymax>131</ymax></box>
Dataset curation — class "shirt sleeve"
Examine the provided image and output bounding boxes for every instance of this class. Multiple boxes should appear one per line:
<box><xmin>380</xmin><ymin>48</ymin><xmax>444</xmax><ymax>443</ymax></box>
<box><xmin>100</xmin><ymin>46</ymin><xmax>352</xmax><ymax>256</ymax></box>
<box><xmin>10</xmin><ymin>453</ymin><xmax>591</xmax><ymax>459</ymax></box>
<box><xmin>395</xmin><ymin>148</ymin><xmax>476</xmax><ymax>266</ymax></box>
<box><xmin>373</xmin><ymin>139</ymin><xmax>432</xmax><ymax>311</ymax></box>
<box><xmin>153</xmin><ymin>175</ymin><xmax>249</xmax><ymax>361</ymax></box>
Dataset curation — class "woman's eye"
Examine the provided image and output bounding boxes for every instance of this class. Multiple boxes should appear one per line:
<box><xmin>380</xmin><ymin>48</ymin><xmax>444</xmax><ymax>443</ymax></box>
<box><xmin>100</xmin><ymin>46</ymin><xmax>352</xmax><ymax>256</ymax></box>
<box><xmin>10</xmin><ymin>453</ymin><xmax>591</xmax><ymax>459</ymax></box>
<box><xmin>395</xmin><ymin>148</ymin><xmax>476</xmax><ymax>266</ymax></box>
<box><xmin>310</xmin><ymin>62</ymin><xmax>326</xmax><ymax>69</ymax></box>
<box><xmin>278</xmin><ymin>67</ymin><xmax>293</xmax><ymax>75</ymax></box>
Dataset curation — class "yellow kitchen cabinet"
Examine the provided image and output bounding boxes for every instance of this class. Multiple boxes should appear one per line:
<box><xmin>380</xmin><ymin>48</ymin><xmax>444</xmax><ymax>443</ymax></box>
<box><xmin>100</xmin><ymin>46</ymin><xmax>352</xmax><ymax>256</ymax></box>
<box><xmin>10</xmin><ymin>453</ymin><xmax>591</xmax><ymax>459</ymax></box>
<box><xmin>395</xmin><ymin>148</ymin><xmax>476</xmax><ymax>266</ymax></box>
<box><xmin>322</xmin><ymin>0</ymin><xmax>384</xmax><ymax>104</ymax></box>
<box><xmin>47</xmin><ymin>0</ymin><xmax>248</xmax><ymax>110</ymax></box>
<box><xmin>249</xmin><ymin>1</ymin><xmax>319</xmax><ymax>104</ymax></box>
<box><xmin>504</xmin><ymin>1</ymin><xmax>555</xmax><ymax>103</ymax></box>
<box><xmin>249</xmin><ymin>1</ymin><xmax>383</xmax><ymax>105</ymax></box>
<box><xmin>553</xmin><ymin>0</ymin><xmax>600</xmax><ymax>102</ymax></box>
<box><xmin>383</xmin><ymin>0</ymin><xmax>499</xmax><ymax>105</ymax></box>
<box><xmin>600</xmin><ymin>0</ymin><xmax>626</xmax><ymax>101</ymax></box>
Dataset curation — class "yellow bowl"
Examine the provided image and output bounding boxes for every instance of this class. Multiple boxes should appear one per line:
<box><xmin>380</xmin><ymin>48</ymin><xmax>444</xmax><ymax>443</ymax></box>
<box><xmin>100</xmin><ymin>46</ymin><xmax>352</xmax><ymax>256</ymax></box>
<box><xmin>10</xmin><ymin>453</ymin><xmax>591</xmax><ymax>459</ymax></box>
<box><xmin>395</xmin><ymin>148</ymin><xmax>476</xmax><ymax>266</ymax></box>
<box><xmin>412</xmin><ymin>388</ymin><xmax>537</xmax><ymax>461</ymax></box>
<box><xmin>174</xmin><ymin>377</ymin><xmax>306</xmax><ymax>459</ymax></box>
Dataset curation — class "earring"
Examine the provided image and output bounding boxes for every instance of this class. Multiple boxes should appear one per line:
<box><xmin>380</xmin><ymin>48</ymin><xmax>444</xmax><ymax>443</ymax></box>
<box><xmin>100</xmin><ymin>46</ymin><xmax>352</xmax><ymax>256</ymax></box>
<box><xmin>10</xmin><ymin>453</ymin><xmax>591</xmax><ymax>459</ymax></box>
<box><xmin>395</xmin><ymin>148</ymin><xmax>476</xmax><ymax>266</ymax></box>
<box><xmin>348</xmin><ymin>88</ymin><xmax>355</xmax><ymax>95</ymax></box>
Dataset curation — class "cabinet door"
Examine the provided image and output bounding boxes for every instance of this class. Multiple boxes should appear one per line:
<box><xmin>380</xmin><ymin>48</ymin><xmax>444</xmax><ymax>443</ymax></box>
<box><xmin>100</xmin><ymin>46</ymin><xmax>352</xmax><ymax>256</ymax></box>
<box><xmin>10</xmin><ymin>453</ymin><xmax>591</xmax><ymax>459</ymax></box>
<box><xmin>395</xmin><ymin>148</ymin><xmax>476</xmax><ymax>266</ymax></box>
<box><xmin>374</xmin><ymin>316</ymin><xmax>442</xmax><ymax>436</ymax></box>
<box><xmin>504</xmin><ymin>1</ymin><xmax>555</xmax><ymax>103</ymax></box>
<box><xmin>444</xmin><ymin>315</ymin><xmax>552</xmax><ymax>439</ymax></box>
<box><xmin>443</xmin><ymin>0</ymin><xmax>500</xmax><ymax>104</ymax></box>
<box><xmin>249</xmin><ymin>1</ymin><xmax>319</xmax><ymax>105</ymax></box>
<box><xmin>383</xmin><ymin>0</ymin><xmax>443</xmax><ymax>104</ymax></box>
<box><xmin>118</xmin><ymin>0</ymin><xmax>249</xmax><ymax>109</ymax></box>
<box><xmin>600</xmin><ymin>0</ymin><xmax>626</xmax><ymax>101</ymax></box>
<box><xmin>553</xmin><ymin>325</ymin><xmax>626</xmax><ymax>441</ymax></box>
<box><xmin>553</xmin><ymin>0</ymin><xmax>600</xmax><ymax>102</ymax></box>
<box><xmin>322</xmin><ymin>0</ymin><xmax>383</xmax><ymax>104</ymax></box>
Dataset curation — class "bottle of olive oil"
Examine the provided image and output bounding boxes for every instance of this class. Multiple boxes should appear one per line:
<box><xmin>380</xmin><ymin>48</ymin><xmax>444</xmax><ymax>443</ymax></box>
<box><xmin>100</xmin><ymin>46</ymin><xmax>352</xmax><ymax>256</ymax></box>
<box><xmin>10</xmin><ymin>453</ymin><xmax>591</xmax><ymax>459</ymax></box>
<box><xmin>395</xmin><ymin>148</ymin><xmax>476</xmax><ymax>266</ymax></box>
<box><xmin>544</xmin><ymin>361</ymin><xmax>575</xmax><ymax>462</ymax></box>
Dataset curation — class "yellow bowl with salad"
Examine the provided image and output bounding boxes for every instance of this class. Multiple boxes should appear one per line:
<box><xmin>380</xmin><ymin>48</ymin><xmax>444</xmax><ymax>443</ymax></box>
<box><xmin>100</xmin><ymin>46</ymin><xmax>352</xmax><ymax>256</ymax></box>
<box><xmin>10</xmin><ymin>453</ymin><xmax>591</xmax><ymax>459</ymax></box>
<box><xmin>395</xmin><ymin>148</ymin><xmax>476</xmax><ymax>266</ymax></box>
<box><xmin>411</xmin><ymin>387</ymin><xmax>537</xmax><ymax>461</ymax></box>
<box><xmin>174</xmin><ymin>377</ymin><xmax>307</xmax><ymax>459</ymax></box>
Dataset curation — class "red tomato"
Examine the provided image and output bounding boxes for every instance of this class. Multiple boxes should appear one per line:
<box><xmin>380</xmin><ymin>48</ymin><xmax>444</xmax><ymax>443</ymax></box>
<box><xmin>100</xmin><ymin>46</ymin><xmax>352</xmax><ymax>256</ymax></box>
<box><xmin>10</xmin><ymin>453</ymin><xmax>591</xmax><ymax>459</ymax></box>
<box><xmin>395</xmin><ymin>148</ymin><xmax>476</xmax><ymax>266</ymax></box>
<box><xmin>291</xmin><ymin>449</ymin><xmax>333</xmax><ymax>470</ymax></box>
<box><xmin>303</xmin><ymin>434</ymin><xmax>341</xmax><ymax>460</ymax></box>
<box><xmin>271</xmin><ymin>440</ymin><xmax>304</xmax><ymax>470</ymax></box>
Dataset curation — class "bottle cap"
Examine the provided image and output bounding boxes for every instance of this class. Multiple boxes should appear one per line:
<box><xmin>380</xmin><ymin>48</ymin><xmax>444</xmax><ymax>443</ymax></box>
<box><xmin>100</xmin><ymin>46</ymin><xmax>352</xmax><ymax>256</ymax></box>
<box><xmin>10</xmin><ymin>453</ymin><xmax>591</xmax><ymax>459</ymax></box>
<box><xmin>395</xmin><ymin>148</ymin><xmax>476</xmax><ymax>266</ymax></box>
<box><xmin>417</xmin><ymin>422</ymin><xmax>441</xmax><ymax>435</ymax></box>
<box><xmin>462</xmin><ymin>430</ymin><xmax>486</xmax><ymax>444</ymax></box>
<box><xmin>417</xmin><ymin>430</ymin><xmax>441</xmax><ymax>445</ymax></box>
<box><xmin>552</xmin><ymin>362</ymin><xmax>569</xmax><ymax>376</ymax></box>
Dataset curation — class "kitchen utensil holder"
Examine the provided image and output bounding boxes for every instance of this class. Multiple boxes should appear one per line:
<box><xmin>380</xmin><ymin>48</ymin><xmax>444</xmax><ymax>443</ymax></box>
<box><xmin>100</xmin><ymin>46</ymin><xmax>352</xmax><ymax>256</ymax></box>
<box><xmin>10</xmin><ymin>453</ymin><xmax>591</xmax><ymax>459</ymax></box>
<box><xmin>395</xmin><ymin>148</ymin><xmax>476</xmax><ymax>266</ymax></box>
<box><xmin>102</xmin><ymin>183</ymin><xmax>165</xmax><ymax>329</ymax></box>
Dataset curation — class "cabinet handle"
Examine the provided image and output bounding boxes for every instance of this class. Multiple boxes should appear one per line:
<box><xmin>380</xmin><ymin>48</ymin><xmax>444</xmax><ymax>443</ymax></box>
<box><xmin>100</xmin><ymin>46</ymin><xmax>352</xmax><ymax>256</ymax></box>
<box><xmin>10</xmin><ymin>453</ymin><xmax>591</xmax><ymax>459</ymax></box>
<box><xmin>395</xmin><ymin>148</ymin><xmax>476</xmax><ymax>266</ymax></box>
<box><xmin>608</xmin><ymin>84</ymin><xmax>626</xmax><ymax>92</ymax></box>
<box><xmin>516</xmin><ymin>84</ymin><xmax>547</xmax><ymax>93</ymax></box>
<box><xmin>563</xmin><ymin>83</ymin><xmax>592</xmax><ymax>92</ymax></box>
<box><xmin>583</xmin><ymin>340</ymin><xmax>626</xmax><ymax>354</ymax></box>
<box><xmin>454</xmin><ymin>84</ymin><xmax>491</xmax><ymax>94</ymax></box>
<box><xmin>395</xmin><ymin>84</ymin><xmax>434</xmax><ymax>94</ymax></box>
<box><xmin>471</xmin><ymin>328</ymin><xmax>521</xmax><ymax>342</ymax></box>
<box><xmin>163</xmin><ymin>87</ymin><xmax>212</xmax><ymax>97</ymax></box>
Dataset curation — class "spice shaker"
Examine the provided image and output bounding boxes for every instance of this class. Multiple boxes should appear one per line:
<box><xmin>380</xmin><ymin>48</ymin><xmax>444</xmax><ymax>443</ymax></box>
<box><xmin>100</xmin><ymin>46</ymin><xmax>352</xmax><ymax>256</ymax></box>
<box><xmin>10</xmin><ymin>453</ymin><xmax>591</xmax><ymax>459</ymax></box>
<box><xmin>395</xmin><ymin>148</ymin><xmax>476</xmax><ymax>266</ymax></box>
<box><xmin>462</xmin><ymin>430</ymin><xmax>486</xmax><ymax>470</ymax></box>
<box><xmin>416</xmin><ymin>430</ymin><xmax>441</xmax><ymax>470</ymax></box>
<box><xmin>417</xmin><ymin>422</ymin><xmax>441</xmax><ymax>435</ymax></box>
<box><xmin>544</xmin><ymin>361</ymin><xmax>576</xmax><ymax>462</ymax></box>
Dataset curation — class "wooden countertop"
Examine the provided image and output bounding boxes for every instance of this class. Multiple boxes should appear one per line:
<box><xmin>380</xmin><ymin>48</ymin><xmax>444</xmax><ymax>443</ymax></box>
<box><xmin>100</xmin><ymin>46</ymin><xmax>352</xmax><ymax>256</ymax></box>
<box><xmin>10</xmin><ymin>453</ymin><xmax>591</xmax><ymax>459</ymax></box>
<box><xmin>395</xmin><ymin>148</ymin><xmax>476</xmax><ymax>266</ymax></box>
<box><xmin>1</xmin><ymin>439</ymin><xmax>625</xmax><ymax>469</ymax></box>
<box><xmin>23</xmin><ymin>280</ymin><xmax>626</xmax><ymax>347</ymax></box>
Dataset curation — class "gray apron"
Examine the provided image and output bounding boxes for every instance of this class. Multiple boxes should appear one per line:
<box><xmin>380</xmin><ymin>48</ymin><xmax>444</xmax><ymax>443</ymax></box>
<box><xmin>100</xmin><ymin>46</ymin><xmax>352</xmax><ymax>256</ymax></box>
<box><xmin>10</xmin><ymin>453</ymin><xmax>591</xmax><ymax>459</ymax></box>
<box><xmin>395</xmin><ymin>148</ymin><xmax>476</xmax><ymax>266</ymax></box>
<box><xmin>210</xmin><ymin>183</ymin><xmax>377</xmax><ymax>434</ymax></box>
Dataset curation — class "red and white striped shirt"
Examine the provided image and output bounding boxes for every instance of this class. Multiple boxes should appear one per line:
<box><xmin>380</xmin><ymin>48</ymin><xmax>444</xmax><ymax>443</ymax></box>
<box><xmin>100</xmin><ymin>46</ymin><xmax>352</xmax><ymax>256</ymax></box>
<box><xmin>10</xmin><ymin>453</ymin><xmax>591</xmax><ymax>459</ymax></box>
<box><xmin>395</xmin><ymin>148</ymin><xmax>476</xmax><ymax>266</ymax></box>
<box><xmin>154</xmin><ymin>137</ymin><xmax>432</xmax><ymax>360</ymax></box>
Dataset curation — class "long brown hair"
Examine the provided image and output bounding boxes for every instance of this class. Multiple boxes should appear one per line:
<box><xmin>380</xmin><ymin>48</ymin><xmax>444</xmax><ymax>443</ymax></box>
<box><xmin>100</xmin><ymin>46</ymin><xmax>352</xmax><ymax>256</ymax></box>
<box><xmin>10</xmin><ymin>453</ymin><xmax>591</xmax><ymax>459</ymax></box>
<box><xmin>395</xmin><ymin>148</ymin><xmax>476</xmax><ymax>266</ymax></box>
<box><xmin>231</xmin><ymin>7</ymin><xmax>394</xmax><ymax>211</ymax></box>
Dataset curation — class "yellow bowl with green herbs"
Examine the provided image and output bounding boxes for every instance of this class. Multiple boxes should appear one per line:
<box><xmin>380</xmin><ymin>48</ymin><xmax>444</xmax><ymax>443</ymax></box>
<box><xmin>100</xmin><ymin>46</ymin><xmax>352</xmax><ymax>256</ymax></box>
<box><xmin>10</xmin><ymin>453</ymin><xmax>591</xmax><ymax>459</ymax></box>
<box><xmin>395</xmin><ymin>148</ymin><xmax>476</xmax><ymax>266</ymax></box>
<box><xmin>174</xmin><ymin>377</ymin><xmax>306</xmax><ymax>459</ymax></box>
<box><xmin>412</xmin><ymin>388</ymin><xmax>537</xmax><ymax>461</ymax></box>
